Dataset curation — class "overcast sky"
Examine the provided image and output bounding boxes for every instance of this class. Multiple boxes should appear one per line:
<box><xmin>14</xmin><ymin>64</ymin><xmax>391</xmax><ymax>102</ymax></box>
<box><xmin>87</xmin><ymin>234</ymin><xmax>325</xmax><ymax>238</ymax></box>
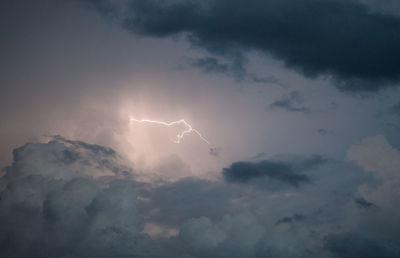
<box><xmin>1</xmin><ymin>0</ymin><xmax>400</xmax><ymax>257</ymax></box>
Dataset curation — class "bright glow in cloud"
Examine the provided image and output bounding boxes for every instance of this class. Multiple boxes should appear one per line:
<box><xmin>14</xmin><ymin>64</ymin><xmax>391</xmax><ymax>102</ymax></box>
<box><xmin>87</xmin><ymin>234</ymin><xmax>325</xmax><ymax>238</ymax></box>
<box><xmin>129</xmin><ymin>117</ymin><xmax>210</xmax><ymax>144</ymax></box>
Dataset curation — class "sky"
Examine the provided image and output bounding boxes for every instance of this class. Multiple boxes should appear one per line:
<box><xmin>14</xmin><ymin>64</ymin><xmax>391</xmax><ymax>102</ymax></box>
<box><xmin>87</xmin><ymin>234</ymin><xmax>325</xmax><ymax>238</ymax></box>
<box><xmin>1</xmin><ymin>0</ymin><xmax>400</xmax><ymax>257</ymax></box>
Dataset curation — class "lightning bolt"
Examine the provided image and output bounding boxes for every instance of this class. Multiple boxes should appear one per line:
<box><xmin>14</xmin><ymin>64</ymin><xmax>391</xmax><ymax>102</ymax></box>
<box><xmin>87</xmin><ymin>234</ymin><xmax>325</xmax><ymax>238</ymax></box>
<box><xmin>129</xmin><ymin>117</ymin><xmax>210</xmax><ymax>145</ymax></box>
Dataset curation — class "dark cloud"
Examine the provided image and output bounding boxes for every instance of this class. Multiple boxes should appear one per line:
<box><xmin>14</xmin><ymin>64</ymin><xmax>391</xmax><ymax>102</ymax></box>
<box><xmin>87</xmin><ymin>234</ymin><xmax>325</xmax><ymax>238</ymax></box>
<box><xmin>188</xmin><ymin>56</ymin><xmax>244</xmax><ymax>79</ymax></box>
<box><xmin>354</xmin><ymin>197</ymin><xmax>375</xmax><ymax>209</ymax></box>
<box><xmin>222</xmin><ymin>155</ymin><xmax>326</xmax><ymax>188</ymax></box>
<box><xmin>82</xmin><ymin>0</ymin><xmax>400</xmax><ymax>92</ymax></box>
<box><xmin>223</xmin><ymin>161</ymin><xmax>310</xmax><ymax>187</ymax></box>
<box><xmin>187</xmin><ymin>56</ymin><xmax>282</xmax><ymax>85</ymax></box>
<box><xmin>270</xmin><ymin>91</ymin><xmax>309</xmax><ymax>113</ymax></box>
<box><xmin>324</xmin><ymin>232</ymin><xmax>400</xmax><ymax>258</ymax></box>
<box><xmin>318</xmin><ymin>129</ymin><xmax>328</xmax><ymax>136</ymax></box>
<box><xmin>275</xmin><ymin>213</ymin><xmax>306</xmax><ymax>225</ymax></box>
<box><xmin>317</xmin><ymin>128</ymin><xmax>335</xmax><ymax>137</ymax></box>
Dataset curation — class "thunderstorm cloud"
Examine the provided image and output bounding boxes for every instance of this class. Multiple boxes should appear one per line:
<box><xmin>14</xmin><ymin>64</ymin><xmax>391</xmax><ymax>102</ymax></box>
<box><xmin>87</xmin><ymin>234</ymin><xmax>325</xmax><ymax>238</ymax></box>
<box><xmin>81</xmin><ymin>0</ymin><xmax>400</xmax><ymax>91</ymax></box>
<box><xmin>2</xmin><ymin>1</ymin><xmax>400</xmax><ymax>257</ymax></box>
<box><xmin>1</xmin><ymin>136</ymin><xmax>399</xmax><ymax>257</ymax></box>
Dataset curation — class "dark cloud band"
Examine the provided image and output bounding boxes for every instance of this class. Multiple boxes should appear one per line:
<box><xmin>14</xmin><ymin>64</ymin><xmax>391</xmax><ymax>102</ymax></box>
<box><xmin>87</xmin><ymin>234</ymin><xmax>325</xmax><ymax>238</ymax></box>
<box><xmin>83</xmin><ymin>0</ymin><xmax>400</xmax><ymax>92</ymax></box>
<box><xmin>222</xmin><ymin>155</ymin><xmax>326</xmax><ymax>188</ymax></box>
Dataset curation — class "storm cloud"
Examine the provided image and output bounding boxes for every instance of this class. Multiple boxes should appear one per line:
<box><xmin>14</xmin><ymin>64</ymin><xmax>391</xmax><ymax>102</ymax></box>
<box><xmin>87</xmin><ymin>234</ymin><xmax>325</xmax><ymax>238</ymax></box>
<box><xmin>82</xmin><ymin>0</ymin><xmax>400</xmax><ymax>91</ymax></box>
<box><xmin>0</xmin><ymin>136</ymin><xmax>154</xmax><ymax>258</ymax></box>
<box><xmin>324</xmin><ymin>232</ymin><xmax>400</xmax><ymax>258</ymax></box>
<box><xmin>1</xmin><ymin>137</ymin><xmax>400</xmax><ymax>257</ymax></box>
<box><xmin>2</xmin><ymin>1</ymin><xmax>400</xmax><ymax>257</ymax></box>
<box><xmin>222</xmin><ymin>155</ymin><xmax>326</xmax><ymax>188</ymax></box>
<box><xmin>186</xmin><ymin>56</ymin><xmax>282</xmax><ymax>85</ymax></box>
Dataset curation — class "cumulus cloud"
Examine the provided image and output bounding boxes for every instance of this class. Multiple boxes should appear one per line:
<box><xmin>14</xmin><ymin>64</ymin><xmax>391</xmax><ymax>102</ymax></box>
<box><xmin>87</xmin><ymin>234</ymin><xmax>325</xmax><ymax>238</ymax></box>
<box><xmin>0</xmin><ymin>138</ymin><xmax>258</xmax><ymax>257</ymax></box>
<box><xmin>1</xmin><ymin>136</ymin><xmax>400</xmax><ymax>257</ymax></box>
<box><xmin>178</xmin><ymin>216</ymin><xmax>227</xmax><ymax>255</ymax></box>
<box><xmin>3</xmin><ymin>135</ymin><xmax>131</xmax><ymax>181</ymax></box>
<box><xmin>138</xmin><ymin>178</ymin><xmax>240</xmax><ymax>228</ymax></box>
<box><xmin>0</xmin><ymin>136</ymin><xmax>156</xmax><ymax>258</ymax></box>
<box><xmin>81</xmin><ymin>0</ymin><xmax>400</xmax><ymax>91</ymax></box>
